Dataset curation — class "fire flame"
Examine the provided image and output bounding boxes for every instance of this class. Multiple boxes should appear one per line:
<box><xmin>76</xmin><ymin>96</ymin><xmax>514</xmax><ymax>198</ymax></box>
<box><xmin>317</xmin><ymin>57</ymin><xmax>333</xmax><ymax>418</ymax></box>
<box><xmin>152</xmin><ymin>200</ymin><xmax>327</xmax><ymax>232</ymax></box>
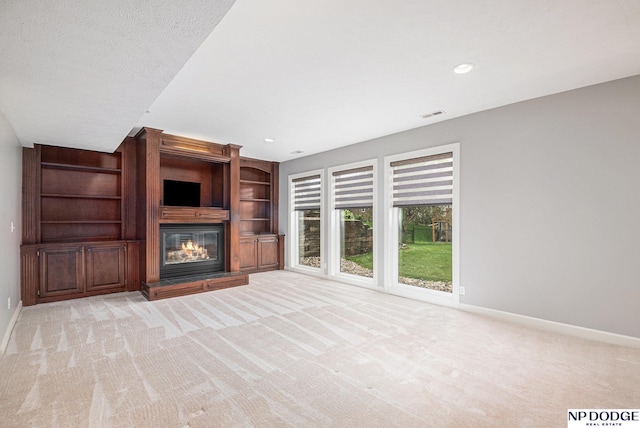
<box><xmin>181</xmin><ymin>240</ymin><xmax>203</xmax><ymax>255</ymax></box>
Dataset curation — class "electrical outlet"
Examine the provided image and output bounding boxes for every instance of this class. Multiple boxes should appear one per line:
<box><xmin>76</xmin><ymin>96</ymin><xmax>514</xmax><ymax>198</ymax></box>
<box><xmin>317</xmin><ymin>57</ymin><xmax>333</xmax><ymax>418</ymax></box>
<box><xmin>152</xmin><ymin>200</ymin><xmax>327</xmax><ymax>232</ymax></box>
<box><xmin>7</xmin><ymin>297</ymin><xmax>10</xmax><ymax>310</ymax></box>
<box><xmin>459</xmin><ymin>286</ymin><xmax>466</xmax><ymax>296</ymax></box>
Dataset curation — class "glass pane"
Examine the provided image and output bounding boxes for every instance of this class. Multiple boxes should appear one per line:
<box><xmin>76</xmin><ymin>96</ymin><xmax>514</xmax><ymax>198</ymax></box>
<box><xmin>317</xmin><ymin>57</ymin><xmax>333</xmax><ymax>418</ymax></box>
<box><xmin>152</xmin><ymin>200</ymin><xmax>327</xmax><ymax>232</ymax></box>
<box><xmin>398</xmin><ymin>205</ymin><xmax>452</xmax><ymax>293</ymax></box>
<box><xmin>297</xmin><ymin>209</ymin><xmax>321</xmax><ymax>268</ymax></box>
<box><xmin>340</xmin><ymin>207</ymin><xmax>373</xmax><ymax>278</ymax></box>
<box><xmin>164</xmin><ymin>231</ymin><xmax>219</xmax><ymax>266</ymax></box>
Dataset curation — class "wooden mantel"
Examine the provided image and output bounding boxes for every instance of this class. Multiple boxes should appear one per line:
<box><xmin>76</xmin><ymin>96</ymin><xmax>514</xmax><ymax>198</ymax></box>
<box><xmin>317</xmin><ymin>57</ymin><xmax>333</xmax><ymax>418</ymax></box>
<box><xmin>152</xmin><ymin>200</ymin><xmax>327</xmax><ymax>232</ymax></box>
<box><xmin>134</xmin><ymin>128</ymin><xmax>247</xmax><ymax>298</ymax></box>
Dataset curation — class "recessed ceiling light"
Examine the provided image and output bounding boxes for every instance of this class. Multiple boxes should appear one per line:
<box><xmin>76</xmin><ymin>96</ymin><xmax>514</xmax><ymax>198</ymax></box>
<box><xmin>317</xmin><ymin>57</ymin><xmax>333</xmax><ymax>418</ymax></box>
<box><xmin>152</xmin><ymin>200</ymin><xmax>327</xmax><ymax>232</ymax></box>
<box><xmin>453</xmin><ymin>63</ymin><xmax>475</xmax><ymax>74</ymax></box>
<box><xmin>264</xmin><ymin>138</ymin><xmax>275</xmax><ymax>143</ymax></box>
<box><xmin>290</xmin><ymin>150</ymin><xmax>304</xmax><ymax>154</ymax></box>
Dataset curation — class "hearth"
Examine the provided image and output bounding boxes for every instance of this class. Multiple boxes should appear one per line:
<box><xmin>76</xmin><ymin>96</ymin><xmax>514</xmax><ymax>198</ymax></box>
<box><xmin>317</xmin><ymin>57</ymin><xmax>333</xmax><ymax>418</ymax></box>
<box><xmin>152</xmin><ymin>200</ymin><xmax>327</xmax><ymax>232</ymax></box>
<box><xmin>160</xmin><ymin>224</ymin><xmax>224</xmax><ymax>279</ymax></box>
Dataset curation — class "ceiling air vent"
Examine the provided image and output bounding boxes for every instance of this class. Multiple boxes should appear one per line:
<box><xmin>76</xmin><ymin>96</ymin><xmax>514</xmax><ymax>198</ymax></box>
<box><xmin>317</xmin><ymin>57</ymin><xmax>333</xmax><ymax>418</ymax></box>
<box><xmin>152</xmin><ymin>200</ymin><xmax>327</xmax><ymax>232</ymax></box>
<box><xmin>421</xmin><ymin>110</ymin><xmax>445</xmax><ymax>119</ymax></box>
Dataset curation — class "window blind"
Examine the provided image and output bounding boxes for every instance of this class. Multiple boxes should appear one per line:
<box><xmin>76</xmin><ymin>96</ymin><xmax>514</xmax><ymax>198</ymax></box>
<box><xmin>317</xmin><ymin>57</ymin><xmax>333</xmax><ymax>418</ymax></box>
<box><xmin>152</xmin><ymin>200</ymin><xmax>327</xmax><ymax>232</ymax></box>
<box><xmin>332</xmin><ymin>165</ymin><xmax>374</xmax><ymax>209</ymax></box>
<box><xmin>292</xmin><ymin>174</ymin><xmax>321</xmax><ymax>211</ymax></box>
<box><xmin>391</xmin><ymin>152</ymin><xmax>453</xmax><ymax>207</ymax></box>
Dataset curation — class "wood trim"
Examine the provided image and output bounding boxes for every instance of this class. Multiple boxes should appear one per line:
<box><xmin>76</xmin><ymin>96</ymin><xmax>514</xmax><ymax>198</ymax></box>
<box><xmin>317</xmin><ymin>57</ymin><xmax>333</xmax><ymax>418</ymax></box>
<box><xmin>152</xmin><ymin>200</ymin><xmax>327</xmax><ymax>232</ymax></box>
<box><xmin>239</xmin><ymin>156</ymin><xmax>274</xmax><ymax>173</ymax></box>
<box><xmin>21</xmin><ymin>147</ymin><xmax>39</xmax><ymax>244</ymax></box>
<box><xmin>135</xmin><ymin>133</ymin><xmax>148</xmax><ymax>281</ymax></box>
<box><xmin>20</xmin><ymin>246</ymin><xmax>38</xmax><ymax>306</ymax></box>
<box><xmin>141</xmin><ymin>272</ymin><xmax>248</xmax><ymax>301</ymax></box>
<box><xmin>228</xmin><ymin>145</ymin><xmax>241</xmax><ymax>272</ymax></box>
<box><xmin>158</xmin><ymin>207</ymin><xmax>229</xmax><ymax>223</ymax></box>
<box><xmin>272</xmin><ymin>162</ymin><xmax>280</xmax><ymax>235</ymax></box>
<box><xmin>159</xmin><ymin>134</ymin><xmax>230</xmax><ymax>162</ymax></box>
<box><xmin>144</xmin><ymin>129</ymin><xmax>162</xmax><ymax>283</ymax></box>
<box><xmin>121</xmin><ymin>137</ymin><xmax>137</xmax><ymax>240</ymax></box>
<box><xmin>125</xmin><ymin>241</ymin><xmax>140</xmax><ymax>291</ymax></box>
<box><xmin>278</xmin><ymin>234</ymin><xmax>285</xmax><ymax>270</ymax></box>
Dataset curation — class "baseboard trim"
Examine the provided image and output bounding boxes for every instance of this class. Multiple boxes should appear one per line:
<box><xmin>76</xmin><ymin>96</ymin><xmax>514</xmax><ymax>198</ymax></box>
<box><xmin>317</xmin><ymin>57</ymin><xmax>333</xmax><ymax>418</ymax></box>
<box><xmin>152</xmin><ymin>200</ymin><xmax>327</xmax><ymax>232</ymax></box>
<box><xmin>459</xmin><ymin>303</ymin><xmax>640</xmax><ymax>349</ymax></box>
<box><xmin>1</xmin><ymin>300</ymin><xmax>22</xmax><ymax>354</ymax></box>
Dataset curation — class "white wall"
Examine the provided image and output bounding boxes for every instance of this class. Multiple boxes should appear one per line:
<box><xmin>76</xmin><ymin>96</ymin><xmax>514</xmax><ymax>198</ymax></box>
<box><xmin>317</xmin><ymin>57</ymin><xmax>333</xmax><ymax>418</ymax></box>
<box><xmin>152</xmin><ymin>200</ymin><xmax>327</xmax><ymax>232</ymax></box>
<box><xmin>279</xmin><ymin>75</ymin><xmax>640</xmax><ymax>338</ymax></box>
<box><xmin>0</xmin><ymin>110</ymin><xmax>22</xmax><ymax>346</ymax></box>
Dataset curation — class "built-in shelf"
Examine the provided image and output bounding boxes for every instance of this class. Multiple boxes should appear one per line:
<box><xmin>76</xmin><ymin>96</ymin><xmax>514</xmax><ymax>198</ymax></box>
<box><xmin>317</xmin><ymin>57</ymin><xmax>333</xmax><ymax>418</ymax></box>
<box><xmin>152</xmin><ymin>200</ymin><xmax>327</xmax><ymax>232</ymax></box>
<box><xmin>41</xmin><ymin>193</ymin><xmax>121</xmax><ymax>200</ymax></box>
<box><xmin>239</xmin><ymin>179</ymin><xmax>270</xmax><ymax>186</ymax></box>
<box><xmin>40</xmin><ymin>236</ymin><xmax>124</xmax><ymax>243</ymax></box>
<box><xmin>41</xmin><ymin>162</ymin><xmax>121</xmax><ymax>174</ymax></box>
<box><xmin>41</xmin><ymin>220</ymin><xmax>122</xmax><ymax>224</ymax></box>
<box><xmin>239</xmin><ymin>159</ymin><xmax>278</xmax><ymax>240</ymax></box>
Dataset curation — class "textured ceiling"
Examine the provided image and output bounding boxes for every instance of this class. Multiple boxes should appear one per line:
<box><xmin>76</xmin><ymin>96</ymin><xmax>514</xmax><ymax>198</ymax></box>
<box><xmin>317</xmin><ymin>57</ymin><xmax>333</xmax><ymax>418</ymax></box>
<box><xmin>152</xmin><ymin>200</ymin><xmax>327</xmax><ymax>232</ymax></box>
<box><xmin>0</xmin><ymin>0</ymin><xmax>235</xmax><ymax>151</ymax></box>
<box><xmin>2</xmin><ymin>0</ymin><xmax>640</xmax><ymax>159</ymax></box>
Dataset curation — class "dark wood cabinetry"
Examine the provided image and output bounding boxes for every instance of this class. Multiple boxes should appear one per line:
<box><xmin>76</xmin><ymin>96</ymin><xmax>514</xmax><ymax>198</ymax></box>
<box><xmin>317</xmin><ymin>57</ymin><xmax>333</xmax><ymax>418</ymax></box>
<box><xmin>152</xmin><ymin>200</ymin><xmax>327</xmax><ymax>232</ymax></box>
<box><xmin>21</xmin><ymin>241</ymin><xmax>137</xmax><ymax>305</ymax></box>
<box><xmin>21</xmin><ymin>142</ymin><xmax>140</xmax><ymax>305</ymax></box>
<box><xmin>239</xmin><ymin>235</ymin><xmax>284</xmax><ymax>272</ymax></box>
<box><xmin>21</xmin><ymin>130</ymin><xmax>282</xmax><ymax>305</ymax></box>
<box><xmin>238</xmin><ymin>157</ymin><xmax>283</xmax><ymax>273</ymax></box>
<box><xmin>38</xmin><ymin>245</ymin><xmax>84</xmax><ymax>298</ymax></box>
<box><xmin>85</xmin><ymin>243</ymin><xmax>126</xmax><ymax>292</ymax></box>
<box><xmin>38</xmin><ymin>145</ymin><xmax>125</xmax><ymax>242</ymax></box>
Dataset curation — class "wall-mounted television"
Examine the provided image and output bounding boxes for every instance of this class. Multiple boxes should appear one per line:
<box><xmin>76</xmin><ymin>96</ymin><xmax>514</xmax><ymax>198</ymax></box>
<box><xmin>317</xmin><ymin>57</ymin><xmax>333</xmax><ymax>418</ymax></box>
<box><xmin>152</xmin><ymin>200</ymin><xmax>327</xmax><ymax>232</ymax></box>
<box><xmin>163</xmin><ymin>180</ymin><xmax>201</xmax><ymax>207</ymax></box>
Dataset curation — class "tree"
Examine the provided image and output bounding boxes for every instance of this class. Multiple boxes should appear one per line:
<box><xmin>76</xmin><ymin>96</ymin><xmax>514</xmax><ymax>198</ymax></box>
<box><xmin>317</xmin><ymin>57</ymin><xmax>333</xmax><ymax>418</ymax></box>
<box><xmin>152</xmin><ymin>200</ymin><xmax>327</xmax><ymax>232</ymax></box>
<box><xmin>400</xmin><ymin>205</ymin><xmax>451</xmax><ymax>243</ymax></box>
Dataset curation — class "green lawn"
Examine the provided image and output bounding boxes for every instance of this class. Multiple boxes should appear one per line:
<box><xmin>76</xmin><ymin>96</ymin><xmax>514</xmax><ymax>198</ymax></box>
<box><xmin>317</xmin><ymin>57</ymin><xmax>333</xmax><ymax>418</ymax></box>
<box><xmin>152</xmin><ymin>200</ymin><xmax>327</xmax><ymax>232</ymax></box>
<box><xmin>346</xmin><ymin>241</ymin><xmax>452</xmax><ymax>282</ymax></box>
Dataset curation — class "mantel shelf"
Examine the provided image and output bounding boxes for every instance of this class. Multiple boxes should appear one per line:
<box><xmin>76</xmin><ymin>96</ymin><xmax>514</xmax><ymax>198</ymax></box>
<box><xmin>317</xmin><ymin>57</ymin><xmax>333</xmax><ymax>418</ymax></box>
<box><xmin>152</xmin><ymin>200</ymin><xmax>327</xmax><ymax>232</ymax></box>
<box><xmin>159</xmin><ymin>206</ymin><xmax>230</xmax><ymax>223</ymax></box>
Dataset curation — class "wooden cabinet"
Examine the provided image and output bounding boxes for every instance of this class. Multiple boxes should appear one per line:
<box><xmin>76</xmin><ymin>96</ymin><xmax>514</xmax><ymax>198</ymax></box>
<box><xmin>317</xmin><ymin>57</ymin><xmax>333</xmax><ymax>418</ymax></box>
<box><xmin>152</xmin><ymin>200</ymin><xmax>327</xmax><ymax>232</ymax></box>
<box><xmin>238</xmin><ymin>158</ymin><xmax>283</xmax><ymax>273</ymax></box>
<box><xmin>21</xmin><ymin>241</ymin><xmax>135</xmax><ymax>305</ymax></box>
<box><xmin>239</xmin><ymin>235</ymin><xmax>285</xmax><ymax>272</ymax></box>
<box><xmin>38</xmin><ymin>246</ymin><xmax>84</xmax><ymax>298</ymax></box>
<box><xmin>239</xmin><ymin>236</ymin><xmax>259</xmax><ymax>271</ymax></box>
<box><xmin>21</xmin><ymin>142</ymin><xmax>140</xmax><ymax>305</ymax></box>
<box><xmin>257</xmin><ymin>235</ymin><xmax>281</xmax><ymax>270</ymax></box>
<box><xmin>85</xmin><ymin>243</ymin><xmax>126</xmax><ymax>292</ymax></box>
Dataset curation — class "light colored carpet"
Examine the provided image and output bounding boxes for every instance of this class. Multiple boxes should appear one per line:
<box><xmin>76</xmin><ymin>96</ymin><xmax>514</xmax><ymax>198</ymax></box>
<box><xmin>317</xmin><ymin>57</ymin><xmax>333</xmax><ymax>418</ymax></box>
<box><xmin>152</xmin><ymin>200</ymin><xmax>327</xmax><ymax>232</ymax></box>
<box><xmin>1</xmin><ymin>270</ymin><xmax>638</xmax><ymax>427</ymax></box>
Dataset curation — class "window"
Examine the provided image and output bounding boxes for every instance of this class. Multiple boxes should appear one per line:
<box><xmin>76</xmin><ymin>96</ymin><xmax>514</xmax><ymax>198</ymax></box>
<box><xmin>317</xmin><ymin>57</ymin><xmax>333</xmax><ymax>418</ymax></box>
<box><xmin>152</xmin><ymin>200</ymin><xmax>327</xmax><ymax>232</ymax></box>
<box><xmin>289</xmin><ymin>171</ymin><xmax>323</xmax><ymax>272</ymax></box>
<box><xmin>329</xmin><ymin>161</ymin><xmax>375</xmax><ymax>284</ymax></box>
<box><xmin>385</xmin><ymin>144</ymin><xmax>459</xmax><ymax>306</ymax></box>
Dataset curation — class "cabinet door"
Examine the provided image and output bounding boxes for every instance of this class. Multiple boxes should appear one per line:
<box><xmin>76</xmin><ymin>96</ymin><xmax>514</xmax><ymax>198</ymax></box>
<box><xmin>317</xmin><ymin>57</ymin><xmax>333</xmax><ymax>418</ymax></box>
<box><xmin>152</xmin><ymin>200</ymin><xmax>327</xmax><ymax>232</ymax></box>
<box><xmin>257</xmin><ymin>235</ymin><xmax>279</xmax><ymax>270</ymax></box>
<box><xmin>39</xmin><ymin>246</ymin><xmax>84</xmax><ymax>298</ymax></box>
<box><xmin>239</xmin><ymin>237</ymin><xmax>258</xmax><ymax>271</ymax></box>
<box><xmin>85</xmin><ymin>244</ymin><xmax>126</xmax><ymax>292</ymax></box>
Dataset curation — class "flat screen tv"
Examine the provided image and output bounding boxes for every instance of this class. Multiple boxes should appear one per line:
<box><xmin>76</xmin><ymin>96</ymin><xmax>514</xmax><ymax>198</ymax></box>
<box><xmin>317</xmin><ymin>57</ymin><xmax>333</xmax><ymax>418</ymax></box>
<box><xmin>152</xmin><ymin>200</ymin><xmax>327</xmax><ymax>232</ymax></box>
<box><xmin>163</xmin><ymin>180</ymin><xmax>201</xmax><ymax>207</ymax></box>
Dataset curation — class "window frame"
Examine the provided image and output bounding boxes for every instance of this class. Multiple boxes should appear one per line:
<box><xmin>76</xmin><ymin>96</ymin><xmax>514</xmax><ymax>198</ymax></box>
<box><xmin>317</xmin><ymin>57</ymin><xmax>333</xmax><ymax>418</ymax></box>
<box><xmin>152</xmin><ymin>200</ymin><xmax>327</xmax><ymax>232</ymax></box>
<box><xmin>288</xmin><ymin>169</ymin><xmax>325</xmax><ymax>276</ymax></box>
<box><xmin>328</xmin><ymin>159</ymin><xmax>377</xmax><ymax>289</ymax></box>
<box><xmin>383</xmin><ymin>143</ymin><xmax>460</xmax><ymax>308</ymax></box>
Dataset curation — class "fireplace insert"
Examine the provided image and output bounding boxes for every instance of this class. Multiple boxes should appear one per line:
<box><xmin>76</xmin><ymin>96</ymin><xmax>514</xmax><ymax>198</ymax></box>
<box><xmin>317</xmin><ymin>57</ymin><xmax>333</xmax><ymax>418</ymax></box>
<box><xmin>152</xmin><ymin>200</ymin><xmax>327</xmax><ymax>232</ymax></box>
<box><xmin>160</xmin><ymin>224</ymin><xmax>224</xmax><ymax>279</ymax></box>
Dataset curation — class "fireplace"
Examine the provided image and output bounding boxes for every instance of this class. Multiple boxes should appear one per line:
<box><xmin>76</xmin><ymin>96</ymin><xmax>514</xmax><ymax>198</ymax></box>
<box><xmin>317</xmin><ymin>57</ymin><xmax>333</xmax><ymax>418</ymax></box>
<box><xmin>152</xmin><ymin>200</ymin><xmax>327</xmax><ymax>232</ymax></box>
<box><xmin>160</xmin><ymin>224</ymin><xmax>224</xmax><ymax>279</ymax></box>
